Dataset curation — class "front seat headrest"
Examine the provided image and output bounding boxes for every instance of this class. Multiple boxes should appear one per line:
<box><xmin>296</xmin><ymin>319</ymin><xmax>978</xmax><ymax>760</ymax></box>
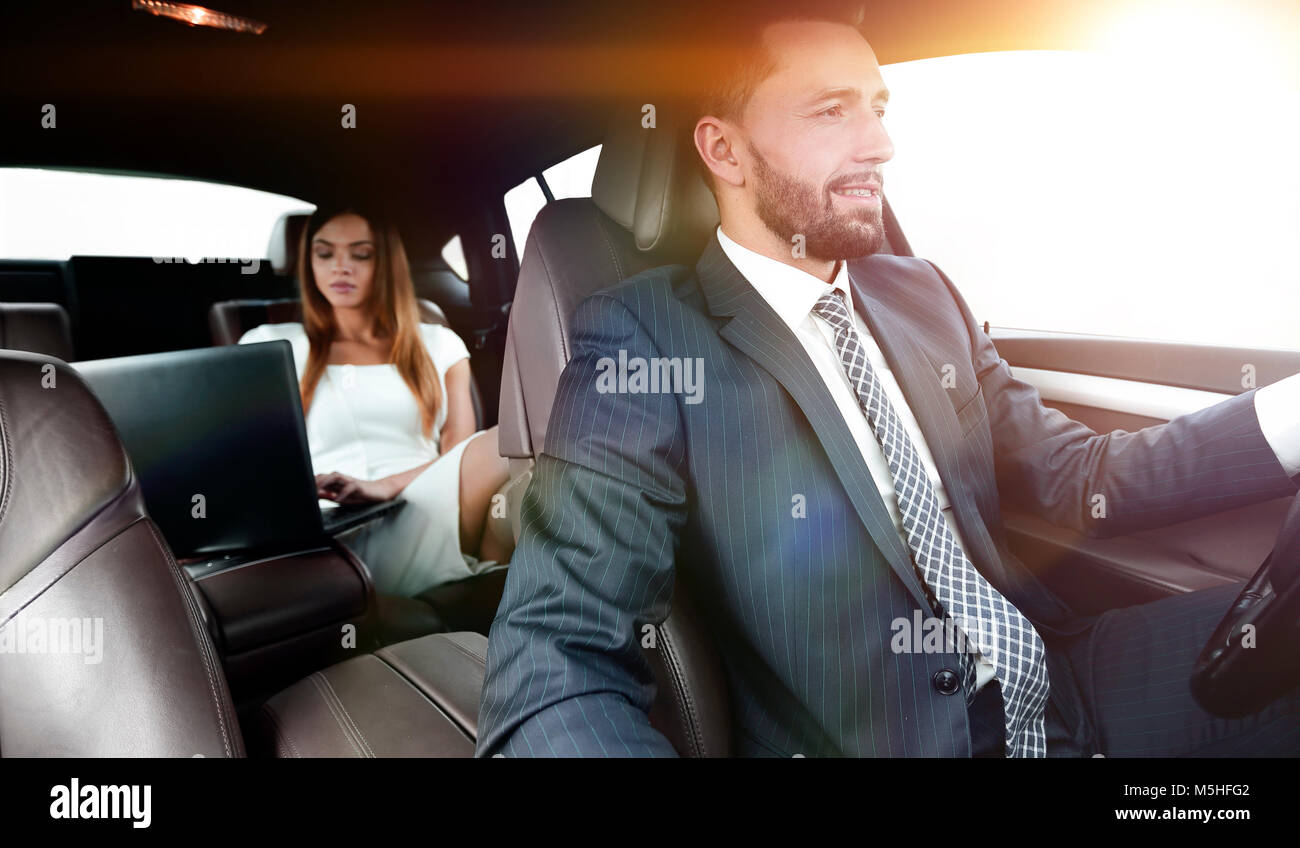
<box><xmin>591</xmin><ymin>111</ymin><xmax>719</xmax><ymax>258</ymax></box>
<box><xmin>499</xmin><ymin>108</ymin><xmax>719</xmax><ymax>460</ymax></box>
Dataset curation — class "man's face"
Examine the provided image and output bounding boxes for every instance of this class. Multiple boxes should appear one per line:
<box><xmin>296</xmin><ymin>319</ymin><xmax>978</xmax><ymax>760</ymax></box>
<box><xmin>738</xmin><ymin>21</ymin><xmax>894</xmax><ymax>262</ymax></box>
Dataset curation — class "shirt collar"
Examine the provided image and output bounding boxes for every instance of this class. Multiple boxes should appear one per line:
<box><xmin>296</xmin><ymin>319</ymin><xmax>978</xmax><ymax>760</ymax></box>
<box><xmin>715</xmin><ymin>225</ymin><xmax>855</xmax><ymax>332</ymax></box>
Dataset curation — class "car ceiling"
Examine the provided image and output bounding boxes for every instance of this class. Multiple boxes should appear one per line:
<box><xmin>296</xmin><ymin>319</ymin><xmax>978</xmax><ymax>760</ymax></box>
<box><xmin>0</xmin><ymin>0</ymin><xmax>1134</xmax><ymax>251</ymax></box>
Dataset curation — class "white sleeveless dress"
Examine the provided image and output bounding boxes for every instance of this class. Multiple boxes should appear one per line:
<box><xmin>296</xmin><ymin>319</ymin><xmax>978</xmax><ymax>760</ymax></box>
<box><xmin>238</xmin><ymin>321</ymin><xmax>497</xmax><ymax>596</ymax></box>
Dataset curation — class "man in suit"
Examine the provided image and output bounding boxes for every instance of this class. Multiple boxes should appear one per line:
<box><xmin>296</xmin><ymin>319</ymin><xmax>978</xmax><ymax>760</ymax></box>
<box><xmin>477</xmin><ymin>11</ymin><xmax>1300</xmax><ymax>756</ymax></box>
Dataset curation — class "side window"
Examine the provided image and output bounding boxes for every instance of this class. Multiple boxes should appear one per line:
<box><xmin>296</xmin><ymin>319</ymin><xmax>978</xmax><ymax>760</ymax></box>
<box><xmin>502</xmin><ymin>144</ymin><xmax>602</xmax><ymax>259</ymax></box>
<box><xmin>542</xmin><ymin>144</ymin><xmax>602</xmax><ymax>200</ymax></box>
<box><xmin>0</xmin><ymin>167</ymin><xmax>312</xmax><ymax>261</ymax></box>
<box><xmin>440</xmin><ymin>234</ymin><xmax>468</xmax><ymax>280</ymax></box>
<box><xmin>503</xmin><ymin>177</ymin><xmax>547</xmax><ymax>259</ymax></box>
<box><xmin>881</xmin><ymin>51</ymin><xmax>1300</xmax><ymax>350</ymax></box>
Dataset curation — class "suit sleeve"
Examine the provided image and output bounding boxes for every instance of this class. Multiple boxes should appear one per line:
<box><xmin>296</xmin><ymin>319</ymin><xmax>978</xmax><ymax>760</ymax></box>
<box><xmin>926</xmin><ymin>261</ymin><xmax>1299</xmax><ymax>539</ymax></box>
<box><xmin>475</xmin><ymin>292</ymin><xmax>686</xmax><ymax>757</ymax></box>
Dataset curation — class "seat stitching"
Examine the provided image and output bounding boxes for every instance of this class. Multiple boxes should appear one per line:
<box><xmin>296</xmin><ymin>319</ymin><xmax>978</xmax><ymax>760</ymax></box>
<box><xmin>260</xmin><ymin>702</ymin><xmax>301</xmax><ymax>758</ymax></box>
<box><xmin>531</xmin><ymin>227</ymin><xmax>571</xmax><ymax>365</ymax></box>
<box><xmin>0</xmin><ymin>393</ymin><xmax>13</xmax><ymax>532</ymax></box>
<box><xmin>308</xmin><ymin>672</ymin><xmax>367</xmax><ymax>758</ymax></box>
<box><xmin>660</xmin><ymin>625</ymin><xmax>705</xmax><ymax>757</ymax></box>
<box><xmin>144</xmin><ymin>520</ymin><xmax>237</xmax><ymax>757</ymax></box>
<box><xmin>442</xmin><ymin>635</ymin><xmax>487</xmax><ymax>666</ymax></box>
<box><xmin>371</xmin><ymin>650</ymin><xmax>474</xmax><ymax>743</ymax></box>
<box><xmin>593</xmin><ymin>208</ymin><xmax>626</xmax><ymax>280</ymax></box>
<box><xmin>316</xmin><ymin>672</ymin><xmax>376</xmax><ymax>758</ymax></box>
<box><xmin>0</xmin><ymin>496</ymin><xmax>139</xmax><ymax>631</ymax></box>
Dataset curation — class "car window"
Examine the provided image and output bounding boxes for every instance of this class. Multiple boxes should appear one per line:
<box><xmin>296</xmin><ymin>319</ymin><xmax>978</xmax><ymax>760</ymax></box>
<box><xmin>881</xmin><ymin>50</ymin><xmax>1300</xmax><ymax>351</ymax></box>
<box><xmin>543</xmin><ymin>144</ymin><xmax>602</xmax><ymax>200</ymax></box>
<box><xmin>0</xmin><ymin>168</ymin><xmax>313</xmax><ymax>261</ymax></box>
<box><xmin>503</xmin><ymin>143</ymin><xmax>602</xmax><ymax>258</ymax></box>
<box><xmin>503</xmin><ymin>176</ymin><xmax>548</xmax><ymax>260</ymax></box>
<box><xmin>441</xmin><ymin>234</ymin><xmax>469</xmax><ymax>280</ymax></box>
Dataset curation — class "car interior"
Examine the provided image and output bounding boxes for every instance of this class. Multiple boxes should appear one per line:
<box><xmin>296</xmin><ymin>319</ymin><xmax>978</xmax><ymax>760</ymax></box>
<box><xmin>1</xmin><ymin>0</ymin><xmax>1297</xmax><ymax>758</ymax></box>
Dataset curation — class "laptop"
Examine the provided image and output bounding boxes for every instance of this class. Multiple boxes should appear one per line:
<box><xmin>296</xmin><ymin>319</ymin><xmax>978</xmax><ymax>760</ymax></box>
<box><xmin>74</xmin><ymin>341</ymin><xmax>338</xmax><ymax>558</ymax></box>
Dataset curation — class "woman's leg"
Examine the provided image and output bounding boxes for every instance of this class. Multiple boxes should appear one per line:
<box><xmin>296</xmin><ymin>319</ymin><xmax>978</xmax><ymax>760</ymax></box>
<box><xmin>458</xmin><ymin>426</ymin><xmax>514</xmax><ymax>561</ymax></box>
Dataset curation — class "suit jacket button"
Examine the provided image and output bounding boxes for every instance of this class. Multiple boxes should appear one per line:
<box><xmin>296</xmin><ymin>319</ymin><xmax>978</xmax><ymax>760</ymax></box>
<box><xmin>933</xmin><ymin>669</ymin><xmax>960</xmax><ymax>696</ymax></box>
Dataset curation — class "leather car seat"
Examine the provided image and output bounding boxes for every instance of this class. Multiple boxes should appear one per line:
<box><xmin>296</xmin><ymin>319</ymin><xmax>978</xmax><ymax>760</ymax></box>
<box><xmin>0</xmin><ymin>350</ymin><xmax>243</xmax><ymax>756</ymax></box>
<box><xmin>0</xmin><ymin>349</ymin><xmax>492</xmax><ymax>757</ymax></box>
<box><xmin>497</xmin><ymin>112</ymin><xmax>734</xmax><ymax>756</ymax></box>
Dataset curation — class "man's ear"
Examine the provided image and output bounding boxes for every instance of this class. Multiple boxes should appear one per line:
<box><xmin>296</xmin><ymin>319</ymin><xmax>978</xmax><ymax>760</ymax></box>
<box><xmin>694</xmin><ymin>116</ymin><xmax>745</xmax><ymax>189</ymax></box>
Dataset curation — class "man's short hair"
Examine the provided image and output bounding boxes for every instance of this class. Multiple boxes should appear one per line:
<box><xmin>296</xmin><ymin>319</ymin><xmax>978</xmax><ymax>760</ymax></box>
<box><xmin>687</xmin><ymin>1</ymin><xmax>866</xmax><ymax>194</ymax></box>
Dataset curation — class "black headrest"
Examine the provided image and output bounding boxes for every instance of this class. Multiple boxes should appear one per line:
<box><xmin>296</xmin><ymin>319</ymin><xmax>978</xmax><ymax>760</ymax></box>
<box><xmin>591</xmin><ymin>110</ymin><xmax>719</xmax><ymax>259</ymax></box>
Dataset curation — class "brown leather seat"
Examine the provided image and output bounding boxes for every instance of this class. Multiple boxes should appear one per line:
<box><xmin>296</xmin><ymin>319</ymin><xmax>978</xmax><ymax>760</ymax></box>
<box><xmin>0</xmin><ymin>301</ymin><xmax>73</xmax><ymax>360</ymax></box>
<box><xmin>256</xmin><ymin>631</ymin><xmax>487</xmax><ymax>757</ymax></box>
<box><xmin>0</xmin><ymin>348</ymin><xmax>490</xmax><ymax>757</ymax></box>
<box><xmin>496</xmin><ymin>113</ymin><xmax>734</xmax><ymax>756</ymax></box>
<box><xmin>0</xmin><ymin>350</ymin><xmax>243</xmax><ymax>756</ymax></box>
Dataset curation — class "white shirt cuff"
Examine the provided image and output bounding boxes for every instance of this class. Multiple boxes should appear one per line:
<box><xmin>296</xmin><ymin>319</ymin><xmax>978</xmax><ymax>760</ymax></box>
<box><xmin>1253</xmin><ymin>372</ymin><xmax>1300</xmax><ymax>478</ymax></box>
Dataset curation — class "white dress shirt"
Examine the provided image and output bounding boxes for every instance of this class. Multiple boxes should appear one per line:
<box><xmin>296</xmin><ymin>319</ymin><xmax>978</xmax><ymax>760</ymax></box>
<box><xmin>1255</xmin><ymin>375</ymin><xmax>1300</xmax><ymax>477</ymax></box>
<box><xmin>717</xmin><ymin>225</ymin><xmax>1300</xmax><ymax>695</ymax></box>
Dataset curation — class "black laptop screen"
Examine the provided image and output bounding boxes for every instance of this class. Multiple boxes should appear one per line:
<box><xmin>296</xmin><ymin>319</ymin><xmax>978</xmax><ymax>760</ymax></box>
<box><xmin>74</xmin><ymin>340</ymin><xmax>324</xmax><ymax>557</ymax></box>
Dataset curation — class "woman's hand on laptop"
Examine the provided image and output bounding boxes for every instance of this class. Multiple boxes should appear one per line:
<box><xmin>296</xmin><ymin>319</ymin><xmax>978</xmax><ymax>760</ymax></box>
<box><xmin>315</xmin><ymin>471</ymin><xmax>397</xmax><ymax>504</ymax></box>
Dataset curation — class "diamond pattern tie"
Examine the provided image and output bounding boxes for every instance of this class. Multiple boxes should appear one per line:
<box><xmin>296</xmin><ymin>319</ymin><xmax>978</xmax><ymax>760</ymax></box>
<box><xmin>812</xmin><ymin>290</ymin><xmax>1050</xmax><ymax>757</ymax></box>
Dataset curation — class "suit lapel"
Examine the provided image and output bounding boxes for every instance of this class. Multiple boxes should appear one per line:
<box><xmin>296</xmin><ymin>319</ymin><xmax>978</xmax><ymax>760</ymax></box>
<box><xmin>846</xmin><ymin>261</ymin><xmax>1009</xmax><ymax>587</ymax></box>
<box><xmin>696</xmin><ymin>237</ymin><xmax>933</xmax><ymax>611</ymax></box>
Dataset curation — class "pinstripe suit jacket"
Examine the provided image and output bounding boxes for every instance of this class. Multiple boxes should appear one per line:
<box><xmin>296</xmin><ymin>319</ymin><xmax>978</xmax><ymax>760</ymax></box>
<box><xmin>476</xmin><ymin>234</ymin><xmax>1299</xmax><ymax>757</ymax></box>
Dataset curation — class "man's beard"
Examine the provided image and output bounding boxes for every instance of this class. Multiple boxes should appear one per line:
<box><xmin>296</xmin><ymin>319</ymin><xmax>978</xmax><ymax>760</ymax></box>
<box><xmin>749</xmin><ymin>144</ymin><xmax>886</xmax><ymax>262</ymax></box>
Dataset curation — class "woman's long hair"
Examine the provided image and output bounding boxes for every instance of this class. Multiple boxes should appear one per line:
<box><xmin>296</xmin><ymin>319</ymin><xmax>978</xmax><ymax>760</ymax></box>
<box><xmin>297</xmin><ymin>207</ymin><xmax>442</xmax><ymax>439</ymax></box>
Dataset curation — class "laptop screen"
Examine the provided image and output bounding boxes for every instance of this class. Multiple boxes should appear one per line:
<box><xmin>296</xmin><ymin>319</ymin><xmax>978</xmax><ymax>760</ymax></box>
<box><xmin>74</xmin><ymin>340</ymin><xmax>324</xmax><ymax>557</ymax></box>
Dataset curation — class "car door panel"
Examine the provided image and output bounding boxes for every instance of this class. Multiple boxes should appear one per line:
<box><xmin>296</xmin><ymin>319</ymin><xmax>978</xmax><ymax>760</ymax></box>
<box><xmin>991</xmin><ymin>328</ymin><xmax>1300</xmax><ymax>615</ymax></box>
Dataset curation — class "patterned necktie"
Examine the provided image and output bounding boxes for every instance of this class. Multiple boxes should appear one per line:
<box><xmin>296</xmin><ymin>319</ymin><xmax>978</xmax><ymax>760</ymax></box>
<box><xmin>812</xmin><ymin>289</ymin><xmax>1050</xmax><ymax>757</ymax></box>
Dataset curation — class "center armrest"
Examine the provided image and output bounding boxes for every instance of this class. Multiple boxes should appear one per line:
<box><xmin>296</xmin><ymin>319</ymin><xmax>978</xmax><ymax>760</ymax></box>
<box><xmin>186</xmin><ymin>545</ymin><xmax>369</xmax><ymax>655</ymax></box>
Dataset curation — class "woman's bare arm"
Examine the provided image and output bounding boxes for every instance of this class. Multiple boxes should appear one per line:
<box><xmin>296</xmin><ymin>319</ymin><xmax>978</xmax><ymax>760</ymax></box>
<box><xmin>439</xmin><ymin>358</ymin><xmax>477</xmax><ymax>454</ymax></box>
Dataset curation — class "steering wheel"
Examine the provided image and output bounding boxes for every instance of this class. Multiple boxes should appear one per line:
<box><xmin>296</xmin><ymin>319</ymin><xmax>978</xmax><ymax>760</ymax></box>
<box><xmin>1191</xmin><ymin>493</ymin><xmax>1300</xmax><ymax>718</ymax></box>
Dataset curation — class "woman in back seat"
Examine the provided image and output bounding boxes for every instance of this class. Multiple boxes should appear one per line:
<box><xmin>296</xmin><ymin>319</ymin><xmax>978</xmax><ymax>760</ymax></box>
<box><xmin>239</xmin><ymin>206</ymin><xmax>513</xmax><ymax>596</ymax></box>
